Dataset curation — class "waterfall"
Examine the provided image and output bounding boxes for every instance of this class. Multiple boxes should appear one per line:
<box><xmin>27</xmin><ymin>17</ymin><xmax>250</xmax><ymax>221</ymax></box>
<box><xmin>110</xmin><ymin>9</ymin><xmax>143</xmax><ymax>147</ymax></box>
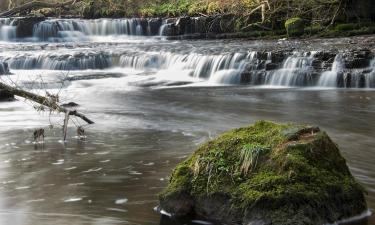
<box><xmin>343</xmin><ymin>58</ymin><xmax>375</xmax><ymax>88</ymax></box>
<box><xmin>317</xmin><ymin>54</ymin><xmax>344</xmax><ymax>87</ymax></box>
<box><xmin>118</xmin><ymin>52</ymin><xmax>257</xmax><ymax>84</ymax></box>
<box><xmin>0</xmin><ymin>61</ymin><xmax>9</xmax><ymax>75</ymax></box>
<box><xmin>159</xmin><ymin>21</ymin><xmax>172</xmax><ymax>36</ymax></box>
<box><xmin>265</xmin><ymin>52</ymin><xmax>315</xmax><ymax>87</ymax></box>
<box><xmin>0</xmin><ymin>18</ymin><xmax>17</xmax><ymax>41</ymax></box>
<box><xmin>32</xmin><ymin>19</ymin><xmax>150</xmax><ymax>41</ymax></box>
<box><xmin>6</xmin><ymin>52</ymin><xmax>112</xmax><ymax>70</ymax></box>
<box><xmin>2</xmin><ymin>46</ymin><xmax>375</xmax><ymax>88</ymax></box>
<box><xmin>367</xmin><ymin>59</ymin><xmax>375</xmax><ymax>88</ymax></box>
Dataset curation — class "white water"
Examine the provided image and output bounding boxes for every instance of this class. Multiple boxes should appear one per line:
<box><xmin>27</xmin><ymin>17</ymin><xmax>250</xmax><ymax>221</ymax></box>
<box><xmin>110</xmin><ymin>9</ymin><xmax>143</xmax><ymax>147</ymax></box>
<box><xmin>0</xmin><ymin>18</ymin><xmax>374</xmax><ymax>88</ymax></box>
<box><xmin>318</xmin><ymin>54</ymin><xmax>344</xmax><ymax>87</ymax></box>
<box><xmin>119</xmin><ymin>52</ymin><xmax>256</xmax><ymax>84</ymax></box>
<box><xmin>159</xmin><ymin>21</ymin><xmax>171</xmax><ymax>36</ymax></box>
<box><xmin>266</xmin><ymin>52</ymin><xmax>315</xmax><ymax>86</ymax></box>
<box><xmin>6</xmin><ymin>52</ymin><xmax>112</xmax><ymax>70</ymax></box>
<box><xmin>1</xmin><ymin>46</ymin><xmax>375</xmax><ymax>87</ymax></box>
<box><xmin>33</xmin><ymin>19</ymin><xmax>151</xmax><ymax>42</ymax></box>
<box><xmin>0</xmin><ymin>18</ymin><xmax>16</xmax><ymax>41</ymax></box>
<box><xmin>347</xmin><ymin>58</ymin><xmax>375</xmax><ymax>88</ymax></box>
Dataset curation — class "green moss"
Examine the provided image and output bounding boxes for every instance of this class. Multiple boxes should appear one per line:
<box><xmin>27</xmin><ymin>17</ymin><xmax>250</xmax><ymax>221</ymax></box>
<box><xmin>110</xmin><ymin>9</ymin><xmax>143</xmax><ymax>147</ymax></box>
<box><xmin>285</xmin><ymin>17</ymin><xmax>305</xmax><ymax>37</ymax></box>
<box><xmin>160</xmin><ymin>121</ymin><xmax>366</xmax><ymax>224</ymax></box>
<box><xmin>335</xmin><ymin>23</ymin><xmax>358</xmax><ymax>31</ymax></box>
<box><xmin>317</xmin><ymin>22</ymin><xmax>375</xmax><ymax>38</ymax></box>
<box><xmin>161</xmin><ymin>163</ymin><xmax>193</xmax><ymax>198</ymax></box>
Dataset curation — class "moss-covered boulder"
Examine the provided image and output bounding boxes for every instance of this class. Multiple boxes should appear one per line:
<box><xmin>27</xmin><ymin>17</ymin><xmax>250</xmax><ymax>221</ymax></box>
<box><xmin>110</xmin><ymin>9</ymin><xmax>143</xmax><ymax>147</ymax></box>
<box><xmin>159</xmin><ymin>121</ymin><xmax>367</xmax><ymax>225</ymax></box>
<box><xmin>285</xmin><ymin>17</ymin><xmax>305</xmax><ymax>37</ymax></box>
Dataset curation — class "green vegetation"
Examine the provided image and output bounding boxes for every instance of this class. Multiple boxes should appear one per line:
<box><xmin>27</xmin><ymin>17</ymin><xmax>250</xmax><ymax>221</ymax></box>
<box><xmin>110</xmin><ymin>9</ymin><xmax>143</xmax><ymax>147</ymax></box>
<box><xmin>1</xmin><ymin>0</ymin><xmax>374</xmax><ymax>38</ymax></box>
<box><xmin>159</xmin><ymin>121</ymin><xmax>366</xmax><ymax>224</ymax></box>
<box><xmin>285</xmin><ymin>17</ymin><xmax>304</xmax><ymax>37</ymax></box>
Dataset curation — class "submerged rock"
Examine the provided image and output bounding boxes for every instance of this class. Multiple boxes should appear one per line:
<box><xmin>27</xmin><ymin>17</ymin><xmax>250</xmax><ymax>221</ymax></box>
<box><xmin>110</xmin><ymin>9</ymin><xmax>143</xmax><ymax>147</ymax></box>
<box><xmin>159</xmin><ymin>121</ymin><xmax>367</xmax><ymax>225</ymax></box>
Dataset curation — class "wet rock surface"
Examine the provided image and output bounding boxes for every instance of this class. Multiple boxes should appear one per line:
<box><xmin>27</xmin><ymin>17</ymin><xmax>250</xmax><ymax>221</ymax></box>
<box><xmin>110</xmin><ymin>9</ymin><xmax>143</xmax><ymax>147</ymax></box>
<box><xmin>12</xmin><ymin>16</ymin><xmax>45</xmax><ymax>38</ymax></box>
<box><xmin>0</xmin><ymin>61</ymin><xmax>10</xmax><ymax>75</ymax></box>
<box><xmin>159</xmin><ymin>121</ymin><xmax>367</xmax><ymax>225</ymax></box>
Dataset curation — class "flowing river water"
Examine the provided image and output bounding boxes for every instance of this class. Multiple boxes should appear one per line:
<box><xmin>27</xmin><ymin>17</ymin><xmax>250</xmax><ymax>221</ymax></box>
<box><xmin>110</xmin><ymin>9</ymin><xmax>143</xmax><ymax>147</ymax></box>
<box><xmin>0</xmin><ymin>18</ymin><xmax>375</xmax><ymax>225</ymax></box>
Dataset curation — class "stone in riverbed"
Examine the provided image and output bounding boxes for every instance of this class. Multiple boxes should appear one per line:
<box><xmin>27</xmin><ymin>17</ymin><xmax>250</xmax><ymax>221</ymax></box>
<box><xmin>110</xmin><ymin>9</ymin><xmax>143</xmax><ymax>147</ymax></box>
<box><xmin>159</xmin><ymin>121</ymin><xmax>367</xmax><ymax>225</ymax></box>
<box><xmin>0</xmin><ymin>62</ymin><xmax>10</xmax><ymax>75</ymax></box>
<box><xmin>13</xmin><ymin>16</ymin><xmax>45</xmax><ymax>38</ymax></box>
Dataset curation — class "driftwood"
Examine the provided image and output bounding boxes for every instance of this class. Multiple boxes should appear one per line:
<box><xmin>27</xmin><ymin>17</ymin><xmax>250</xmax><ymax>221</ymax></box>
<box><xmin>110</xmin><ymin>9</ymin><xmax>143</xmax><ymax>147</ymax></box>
<box><xmin>0</xmin><ymin>82</ymin><xmax>94</xmax><ymax>124</ymax></box>
<box><xmin>0</xmin><ymin>0</ymin><xmax>82</xmax><ymax>17</ymax></box>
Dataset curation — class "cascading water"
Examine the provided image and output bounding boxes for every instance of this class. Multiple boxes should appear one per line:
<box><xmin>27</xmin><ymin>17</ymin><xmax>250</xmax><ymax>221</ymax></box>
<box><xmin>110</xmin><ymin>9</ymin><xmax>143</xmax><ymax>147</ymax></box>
<box><xmin>0</xmin><ymin>26</ymin><xmax>374</xmax><ymax>89</ymax></box>
<box><xmin>0</xmin><ymin>61</ymin><xmax>9</xmax><ymax>75</ymax></box>
<box><xmin>266</xmin><ymin>52</ymin><xmax>315</xmax><ymax>87</ymax></box>
<box><xmin>343</xmin><ymin>58</ymin><xmax>375</xmax><ymax>88</ymax></box>
<box><xmin>367</xmin><ymin>58</ymin><xmax>375</xmax><ymax>88</ymax></box>
<box><xmin>4</xmin><ymin>52</ymin><xmax>112</xmax><ymax>70</ymax></box>
<box><xmin>118</xmin><ymin>52</ymin><xmax>258</xmax><ymax>84</ymax></box>
<box><xmin>0</xmin><ymin>18</ymin><xmax>17</xmax><ymax>41</ymax></box>
<box><xmin>317</xmin><ymin>54</ymin><xmax>344</xmax><ymax>87</ymax></box>
<box><xmin>159</xmin><ymin>21</ymin><xmax>172</xmax><ymax>36</ymax></box>
<box><xmin>32</xmin><ymin>18</ymin><xmax>152</xmax><ymax>41</ymax></box>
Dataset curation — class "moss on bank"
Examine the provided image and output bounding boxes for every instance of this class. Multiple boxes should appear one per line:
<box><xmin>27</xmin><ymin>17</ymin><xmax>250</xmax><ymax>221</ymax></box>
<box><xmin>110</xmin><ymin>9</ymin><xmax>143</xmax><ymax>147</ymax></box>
<box><xmin>159</xmin><ymin>121</ymin><xmax>367</xmax><ymax>225</ymax></box>
<box><xmin>285</xmin><ymin>17</ymin><xmax>304</xmax><ymax>37</ymax></box>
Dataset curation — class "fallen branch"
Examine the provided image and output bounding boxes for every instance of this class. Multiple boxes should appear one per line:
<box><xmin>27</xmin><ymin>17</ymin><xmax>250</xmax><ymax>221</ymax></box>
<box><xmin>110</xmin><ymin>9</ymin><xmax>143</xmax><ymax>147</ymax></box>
<box><xmin>0</xmin><ymin>0</ymin><xmax>82</xmax><ymax>17</ymax></box>
<box><xmin>0</xmin><ymin>82</ymin><xmax>94</xmax><ymax>124</ymax></box>
<box><xmin>198</xmin><ymin>12</ymin><xmax>209</xmax><ymax>17</ymax></box>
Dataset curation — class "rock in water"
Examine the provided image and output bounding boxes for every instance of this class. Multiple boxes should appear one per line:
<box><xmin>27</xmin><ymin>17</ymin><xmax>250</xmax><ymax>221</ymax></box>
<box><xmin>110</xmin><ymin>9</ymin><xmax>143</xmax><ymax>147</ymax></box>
<box><xmin>159</xmin><ymin>121</ymin><xmax>367</xmax><ymax>225</ymax></box>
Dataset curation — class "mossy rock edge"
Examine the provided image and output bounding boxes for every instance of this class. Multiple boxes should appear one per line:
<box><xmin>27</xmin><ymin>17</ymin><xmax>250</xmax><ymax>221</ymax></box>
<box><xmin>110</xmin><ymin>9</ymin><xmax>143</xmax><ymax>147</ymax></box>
<box><xmin>159</xmin><ymin>121</ymin><xmax>367</xmax><ymax>225</ymax></box>
<box><xmin>285</xmin><ymin>17</ymin><xmax>305</xmax><ymax>37</ymax></box>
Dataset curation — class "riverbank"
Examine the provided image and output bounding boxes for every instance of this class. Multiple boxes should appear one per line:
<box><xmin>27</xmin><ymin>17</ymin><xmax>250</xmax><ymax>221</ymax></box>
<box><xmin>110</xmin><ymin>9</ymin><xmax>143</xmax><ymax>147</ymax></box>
<box><xmin>2</xmin><ymin>15</ymin><xmax>375</xmax><ymax>43</ymax></box>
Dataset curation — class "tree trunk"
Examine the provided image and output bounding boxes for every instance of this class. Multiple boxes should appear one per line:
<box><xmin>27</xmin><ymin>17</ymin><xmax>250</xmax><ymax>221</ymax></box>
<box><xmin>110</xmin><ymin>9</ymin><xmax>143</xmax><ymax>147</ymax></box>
<box><xmin>0</xmin><ymin>82</ymin><xmax>94</xmax><ymax>124</ymax></box>
<box><xmin>0</xmin><ymin>0</ymin><xmax>82</xmax><ymax>17</ymax></box>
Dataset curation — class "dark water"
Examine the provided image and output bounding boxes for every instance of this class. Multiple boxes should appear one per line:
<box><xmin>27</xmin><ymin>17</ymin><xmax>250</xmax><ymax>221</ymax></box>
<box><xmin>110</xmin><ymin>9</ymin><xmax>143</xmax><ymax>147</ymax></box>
<box><xmin>0</xmin><ymin>86</ymin><xmax>374</xmax><ymax>225</ymax></box>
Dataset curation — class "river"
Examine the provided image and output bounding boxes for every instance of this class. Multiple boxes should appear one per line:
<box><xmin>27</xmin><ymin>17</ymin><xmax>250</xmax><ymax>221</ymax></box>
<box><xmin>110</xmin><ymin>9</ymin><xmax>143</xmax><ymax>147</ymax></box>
<box><xmin>0</xmin><ymin>18</ymin><xmax>374</xmax><ymax>225</ymax></box>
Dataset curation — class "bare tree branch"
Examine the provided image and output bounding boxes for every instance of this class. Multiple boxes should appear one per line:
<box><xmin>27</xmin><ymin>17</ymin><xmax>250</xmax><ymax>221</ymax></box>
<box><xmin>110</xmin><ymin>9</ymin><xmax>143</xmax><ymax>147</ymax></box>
<box><xmin>0</xmin><ymin>81</ymin><xmax>94</xmax><ymax>124</ymax></box>
<box><xmin>0</xmin><ymin>0</ymin><xmax>82</xmax><ymax>17</ymax></box>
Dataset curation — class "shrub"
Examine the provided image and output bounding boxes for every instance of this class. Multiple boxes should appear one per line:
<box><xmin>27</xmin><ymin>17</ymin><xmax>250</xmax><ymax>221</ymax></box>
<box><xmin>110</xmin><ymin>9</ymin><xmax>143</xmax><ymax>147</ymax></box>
<box><xmin>285</xmin><ymin>17</ymin><xmax>305</xmax><ymax>37</ymax></box>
